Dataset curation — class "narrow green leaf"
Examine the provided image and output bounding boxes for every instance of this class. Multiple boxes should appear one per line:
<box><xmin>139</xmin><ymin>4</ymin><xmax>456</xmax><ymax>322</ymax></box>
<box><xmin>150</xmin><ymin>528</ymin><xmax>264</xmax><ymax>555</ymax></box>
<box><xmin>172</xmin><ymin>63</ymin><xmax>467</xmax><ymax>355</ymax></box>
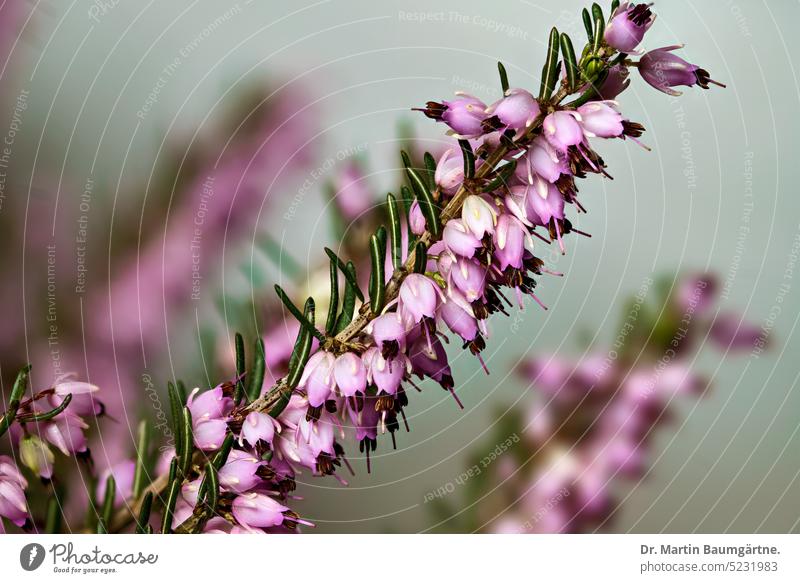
<box><xmin>497</xmin><ymin>61</ymin><xmax>510</xmax><ymax>93</ymax></box>
<box><xmin>160</xmin><ymin>464</ymin><xmax>180</xmax><ymax>534</ymax></box>
<box><xmin>179</xmin><ymin>407</ymin><xmax>193</xmax><ymax>477</ymax></box>
<box><xmin>287</xmin><ymin>298</ymin><xmax>315</xmax><ymax>389</ymax></box>
<box><xmin>325</xmin><ymin>258</ymin><xmax>340</xmax><ymax>335</ymax></box>
<box><xmin>176</xmin><ymin>380</ymin><xmax>187</xmax><ymax>405</ymax></box>
<box><xmin>414</xmin><ymin>242</ymin><xmax>428</xmax><ymax>274</ymax></box>
<box><xmin>560</xmin><ymin>33</ymin><xmax>579</xmax><ymax>91</ymax></box>
<box><xmin>423</xmin><ymin>152</ymin><xmax>437</xmax><ymax>191</ymax></box>
<box><xmin>17</xmin><ymin>393</ymin><xmax>72</xmax><ymax>423</ymax></box>
<box><xmin>369</xmin><ymin>231</ymin><xmax>387</xmax><ymax>314</ymax></box>
<box><xmin>247</xmin><ymin>338</ymin><xmax>266</xmax><ymax>402</ymax></box>
<box><xmin>0</xmin><ymin>365</ymin><xmax>31</xmax><ymax>436</ymax></box>
<box><xmin>212</xmin><ymin>433</ymin><xmax>235</xmax><ymax>470</ymax></box>
<box><xmin>539</xmin><ymin>27</ymin><xmax>561</xmax><ymax>101</ymax></box>
<box><xmin>324</xmin><ymin>247</ymin><xmax>364</xmax><ymax>302</ymax></box>
<box><xmin>96</xmin><ymin>475</ymin><xmax>116</xmax><ymax>533</ymax></box>
<box><xmin>274</xmin><ymin>285</ymin><xmax>325</xmax><ymax>342</ymax></box>
<box><xmin>402</xmin><ymin>150</ymin><xmax>440</xmax><ymax>237</ymax></box>
<box><xmin>234</xmin><ymin>332</ymin><xmax>246</xmax><ymax>403</ymax></box>
<box><xmin>132</xmin><ymin>419</ymin><xmax>150</xmax><ymax>499</ymax></box>
<box><xmin>591</xmin><ymin>3</ymin><xmax>605</xmax><ymax>53</ymax></box>
<box><xmin>201</xmin><ymin>463</ymin><xmax>219</xmax><ymax>511</ymax></box>
<box><xmin>458</xmin><ymin>140</ymin><xmax>475</xmax><ymax>179</ymax></box>
<box><xmin>386</xmin><ymin>193</ymin><xmax>403</xmax><ymax>271</ymax></box>
<box><xmin>135</xmin><ymin>492</ymin><xmax>153</xmax><ymax>534</ymax></box>
<box><xmin>582</xmin><ymin>8</ymin><xmax>594</xmax><ymax>43</ymax></box>
<box><xmin>611</xmin><ymin>0</ymin><xmax>620</xmax><ymax>14</ymax></box>
<box><xmin>167</xmin><ymin>382</ymin><xmax>183</xmax><ymax>462</ymax></box>
<box><xmin>334</xmin><ymin>261</ymin><xmax>358</xmax><ymax>334</ymax></box>
<box><xmin>45</xmin><ymin>495</ymin><xmax>62</xmax><ymax>534</ymax></box>
<box><xmin>400</xmin><ymin>185</ymin><xmax>415</xmax><ymax>218</ymax></box>
<box><xmin>482</xmin><ymin>159</ymin><xmax>517</xmax><ymax>193</ymax></box>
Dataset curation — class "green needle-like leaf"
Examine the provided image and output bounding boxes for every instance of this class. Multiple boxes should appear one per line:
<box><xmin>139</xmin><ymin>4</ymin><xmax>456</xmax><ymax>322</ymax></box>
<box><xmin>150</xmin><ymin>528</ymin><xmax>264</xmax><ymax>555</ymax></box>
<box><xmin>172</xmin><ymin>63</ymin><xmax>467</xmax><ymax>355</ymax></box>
<box><xmin>369</xmin><ymin>230</ymin><xmax>386</xmax><ymax>315</ymax></box>
<box><xmin>325</xmin><ymin>257</ymin><xmax>340</xmax><ymax>336</ymax></box>
<box><xmin>611</xmin><ymin>0</ymin><xmax>620</xmax><ymax>14</ymax></box>
<box><xmin>0</xmin><ymin>364</ymin><xmax>31</xmax><ymax>437</ymax></box>
<box><xmin>591</xmin><ymin>3</ymin><xmax>605</xmax><ymax>53</ymax></box>
<box><xmin>167</xmin><ymin>381</ymin><xmax>183</xmax><ymax>462</ymax></box>
<box><xmin>274</xmin><ymin>285</ymin><xmax>325</xmax><ymax>342</ymax></box>
<box><xmin>202</xmin><ymin>463</ymin><xmax>219</xmax><ymax>511</ymax></box>
<box><xmin>96</xmin><ymin>475</ymin><xmax>116</xmax><ymax>533</ymax></box>
<box><xmin>324</xmin><ymin>247</ymin><xmax>364</xmax><ymax>302</ymax></box>
<box><xmin>414</xmin><ymin>241</ymin><xmax>428</xmax><ymax>274</ymax></box>
<box><xmin>135</xmin><ymin>492</ymin><xmax>154</xmax><ymax>534</ymax></box>
<box><xmin>179</xmin><ymin>407</ymin><xmax>193</xmax><ymax>477</ymax></box>
<box><xmin>423</xmin><ymin>152</ymin><xmax>437</xmax><ymax>192</ymax></box>
<box><xmin>539</xmin><ymin>27</ymin><xmax>561</xmax><ymax>101</ymax></box>
<box><xmin>45</xmin><ymin>495</ymin><xmax>62</xmax><ymax>534</ymax></box>
<box><xmin>582</xmin><ymin>8</ymin><xmax>594</xmax><ymax>43</ymax></box>
<box><xmin>17</xmin><ymin>393</ymin><xmax>72</xmax><ymax>423</ymax></box>
<box><xmin>560</xmin><ymin>33</ymin><xmax>579</xmax><ymax>91</ymax></box>
<box><xmin>497</xmin><ymin>61</ymin><xmax>510</xmax><ymax>93</ymax></box>
<box><xmin>132</xmin><ymin>419</ymin><xmax>150</xmax><ymax>499</ymax></box>
<box><xmin>334</xmin><ymin>261</ymin><xmax>358</xmax><ymax>334</ymax></box>
<box><xmin>386</xmin><ymin>193</ymin><xmax>403</xmax><ymax>270</ymax></box>
<box><xmin>402</xmin><ymin>150</ymin><xmax>440</xmax><ymax>237</ymax></box>
<box><xmin>458</xmin><ymin>140</ymin><xmax>475</xmax><ymax>179</ymax></box>
<box><xmin>257</xmin><ymin>233</ymin><xmax>303</xmax><ymax>282</ymax></box>
<box><xmin>234</xmin><ymin>332</ymin><xmax>246</xmax><ymax>403</ymax></box>
<box><xmin>287</xmin><ymin>298</ymin><xmax>315</xmax><ymax>389</ymax></box>
<box><xmin>247</xmin><ymin>338</ymin><xmax>266</xmax><ymax>402</ymax></box>
<box><xmin>161</xmin><ymin>464</ymin><xmax>180</xmax><ymax>534</ymax></box>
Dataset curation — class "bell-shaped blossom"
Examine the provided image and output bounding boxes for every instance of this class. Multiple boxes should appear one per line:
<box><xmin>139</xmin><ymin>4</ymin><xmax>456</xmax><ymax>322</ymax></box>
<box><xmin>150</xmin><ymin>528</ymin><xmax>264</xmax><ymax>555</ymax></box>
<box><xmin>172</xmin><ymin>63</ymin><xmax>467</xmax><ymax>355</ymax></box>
<box><xmin>399</xmin><ymin>274</ymin><xmax>441</xmax><ymax>323</ymax></box>
<box><xmin>543</xmin><ymin>110</ymin><xmax>585</xmax><ymax>152</ymax></box>
<box><xmin>19</xmin><ymin>435</ymin><xmax>54</xmax><ymax>480</ymax></box>
<box><xmin>434</xmin><ymin>148</ymin><xmax>465</xmax><ymax>196</ymax></box>
<box><xmin>461</xmin><ymin>195</ymin><xmax>497</xmax><ymax>239</ymax></box>
<box><xmin>485</xmin><ymin>88</ymin><xmax>540</xmax><ymax>131</ymax></box>
<box><xmin>218</xmin><ymin>450</ymin><xmax>263</xmax><ymax>494</ymax></box>
<box><xmin>578</xmin><ymin>101</ymin><xmax>624</xmax><ymax>138</ymax></box>
<box><xmin>43</xmin><ymin>412</ymin><xmax>89</xmax><ymax>455</ymax></box>
<box><xmin>368</xmin><ymin>312</ymin><xmax>407</xmax><ymax>356</ymax></box>
<box><xmin>365</xmin><ymin>348</ymin><xmax>406</xmax><ymax>396</ymax></box>
<box><xmin>494</xmin><ymin>214</ymin><xmax>529</xmax><ymax>271</ymax></box>
<box><xmin>443</xmin><ymin>218</ymin><xmax>482</xmax><ymax>258</ymax></box>
<box><xmin>517</xmin><ymin>137</ymin><xmax>567</xmax><ymax>183</ymax></box>
<box><xmin>517</xmin><ymin>182</ymin><xmax>565</xmax><ymax>227</ymax></box>
<box><xmin>409</xmin><ymin>334</ymin><xmax>452</xmax><ymax>387</ymax></box>
<box><xmin>297</xmin><ymin>413</ymin><xmax>337</xmax><ymax>458</ymax></box>
<box><xmin>240</xmin><ymin>411</ymin><xmax>277</xmax><ymax>448</ymax></box>
<box><xmin>604</xmin><ymin>2</ymin><xmax>655</xmax><ymax>53</ymax></box>
<box><xmin>408</xmin><ymin>200</ymin><xmax>426</xmax><ymax>235</ymax></box>
<box><xmin>0</xmin><ymin>456</ymin><xmax>28</xmax><ymax>527</ymax></box>
<box><xmin>419</xmin><ymin>94</ymin><xmax>488</xmax><ymax>138</ymax></box>
<box><xmin>297</xmin><ymin>351</ymin><xmax>336</xmax><ymax>407</ymax></box>
<box><xmin>439</xmin><ymin>291</ymin><xmax>479</xmax><ymax>341</ymax></box>
<box><xmin>450</xmin><ymin>257</ymin><xmax>487</xmax><ymax>302</ymax></box>
<box><xmin>193</xmin><ymin>418</ymin><xmax>229</xmax><ymax>450</ymax></box>
<box><xmin>597</xmin><ymin>64</ymin><xmax>631</xmax><ymax>100</ymax></box>
<box><xmin>333</xmin><ymin>352</ymin><xmax>367</xmax><ymax>397</ymax></box>
<box><xmin>187</xmin><ymin>385</ymin><xmax>234</xmax><ymax>422</ymax></box>
<box><xmin>96</xmin><ymin>460</ymin><xmax>136</xmax><ymax>503</ymax></box>
<box><xmin>638</xmin><ymin>45</ymin><xmax>723</xmax><ymax>96</ymax></box>
<box><xmin>232</xmin><ymin>492</ymin><xmax>290</xmax><ymax>530</ymax></box>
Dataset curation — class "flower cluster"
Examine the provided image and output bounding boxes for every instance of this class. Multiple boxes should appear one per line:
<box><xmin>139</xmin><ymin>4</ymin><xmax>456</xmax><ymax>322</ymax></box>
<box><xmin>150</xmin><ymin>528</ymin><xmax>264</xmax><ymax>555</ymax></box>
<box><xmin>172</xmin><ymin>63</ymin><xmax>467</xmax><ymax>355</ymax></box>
<box><xmin>428</xmin><ymin>273</ymin><xmax>766</xmax><ymax>533</ymax></box>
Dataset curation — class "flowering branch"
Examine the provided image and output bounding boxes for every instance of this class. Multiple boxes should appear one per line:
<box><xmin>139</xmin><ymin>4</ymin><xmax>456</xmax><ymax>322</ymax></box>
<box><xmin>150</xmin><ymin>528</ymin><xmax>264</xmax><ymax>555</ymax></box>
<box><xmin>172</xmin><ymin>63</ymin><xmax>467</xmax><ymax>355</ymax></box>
<box><xmin>1</xmin><ymin>1</ymin><xmax>725</xmax><ymax>534</ymax></box>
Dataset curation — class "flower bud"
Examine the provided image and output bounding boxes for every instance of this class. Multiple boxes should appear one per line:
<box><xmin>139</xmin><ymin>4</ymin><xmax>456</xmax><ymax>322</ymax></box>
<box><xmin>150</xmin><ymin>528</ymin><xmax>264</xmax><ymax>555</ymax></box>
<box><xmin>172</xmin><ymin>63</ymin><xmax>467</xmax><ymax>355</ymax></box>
<box><xmin>408</xmin><ymin>200</ymin><xmax>426</xmax><ymax>235</ymax></box>
<box><xmin>19</xmin><ymin>435</ymin><xmax>54</xmax><ymax>480</ymax></box>
<box><xmin>434</xmin><ymin>148</ymin><xmax>464</xmax><ymax>196</ymax></box>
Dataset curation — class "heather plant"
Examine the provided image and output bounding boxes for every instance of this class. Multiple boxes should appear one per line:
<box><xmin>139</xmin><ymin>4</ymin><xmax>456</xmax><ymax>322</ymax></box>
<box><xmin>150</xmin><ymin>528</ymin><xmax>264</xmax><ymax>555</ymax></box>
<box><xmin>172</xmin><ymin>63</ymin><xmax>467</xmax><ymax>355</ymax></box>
<box><xmin>0</xmin><ymin>2</ymin><xmax>725</xmax><ymax>534</ymax></box>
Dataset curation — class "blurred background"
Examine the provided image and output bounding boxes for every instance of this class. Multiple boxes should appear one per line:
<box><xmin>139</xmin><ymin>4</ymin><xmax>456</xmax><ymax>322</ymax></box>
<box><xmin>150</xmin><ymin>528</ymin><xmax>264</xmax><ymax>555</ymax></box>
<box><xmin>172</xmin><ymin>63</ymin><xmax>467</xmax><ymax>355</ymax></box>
<box><xmin>0</xmin><ymin>0</ymin><xmax>798</xmax><ymax>533</ymax></box>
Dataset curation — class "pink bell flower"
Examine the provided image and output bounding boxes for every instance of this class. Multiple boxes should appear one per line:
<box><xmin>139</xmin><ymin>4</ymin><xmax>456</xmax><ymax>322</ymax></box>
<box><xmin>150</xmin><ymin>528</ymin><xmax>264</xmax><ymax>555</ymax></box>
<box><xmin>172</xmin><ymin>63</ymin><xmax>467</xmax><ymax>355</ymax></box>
<box><xmin>543</xmin><ymin>110</ymin><xmax>585</xmax><ymax>152</ymax></box>
<box><xmin>434</xmin><ymin>148</ymin><xmax>465</xmax><ymax>196</ymax></box>
<box><xmin>297</xmin><ymin>351</ymin><xmax>336</xmax><ymax>408</ymax></box>
<box><xmin>577</xmin><ymin>101</ymin><xmax>624</xmax><ymax>139</ymax></box>
<box><xmin>0</xmin><ymin>455</ymin><xmax>28</xmax><ymax>527</ymax></box>
<box><xmin>604</xmin><ymin>2</ymin><xmax>655</xmax><ymax>53</ymax></box>
<box><xmin>485</xmin><ymin>88</ymin><xmax>541</xmax><ymax>131</ymax></box>
<box><xmin>333</xmin><ymin>352</ymin><xmax>367</xmax><ymax>397</ymax></box>
<box><xmin>240</xmin><ymin>411</ymin><xmax>277</xmax><ymax>448</ymax></box>
<box><xmin>638</xmin><ymin>45</ymin><xmax>724</xmax><ymax>96</ymax></box>
<box><xmin>232</xmin><ymin>492</ymin><xmax>290</xmax><ymax>529</ymax></box>
<box><xmin>461</xmin><ymin>195</ymin><xmax>497</xmax><ymax>239</ymax></box>
<box><xmin>399</xmin><ymin>274</ymin><xmax>441</xmax><ymax>324</ymax></box>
